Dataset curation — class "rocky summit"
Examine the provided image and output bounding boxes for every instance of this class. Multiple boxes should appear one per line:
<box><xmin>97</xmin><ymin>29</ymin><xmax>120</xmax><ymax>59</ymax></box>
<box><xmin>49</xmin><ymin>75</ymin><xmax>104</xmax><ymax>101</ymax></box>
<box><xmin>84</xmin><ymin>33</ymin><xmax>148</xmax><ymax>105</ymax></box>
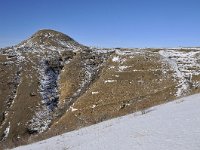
<box><xmin>0</xmin><ymin>29</ymin><xmax>200</xmax><ymax>148</ymax></box>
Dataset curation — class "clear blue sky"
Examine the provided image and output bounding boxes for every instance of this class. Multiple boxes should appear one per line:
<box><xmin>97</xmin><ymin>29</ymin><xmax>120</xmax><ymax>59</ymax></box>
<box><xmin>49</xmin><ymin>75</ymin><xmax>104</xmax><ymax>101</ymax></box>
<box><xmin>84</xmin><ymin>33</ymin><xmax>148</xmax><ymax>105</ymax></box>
<box><xmin>0</xmin><ymin>0</ymin><xmax>200</xmax><ymax>48</ymax></box>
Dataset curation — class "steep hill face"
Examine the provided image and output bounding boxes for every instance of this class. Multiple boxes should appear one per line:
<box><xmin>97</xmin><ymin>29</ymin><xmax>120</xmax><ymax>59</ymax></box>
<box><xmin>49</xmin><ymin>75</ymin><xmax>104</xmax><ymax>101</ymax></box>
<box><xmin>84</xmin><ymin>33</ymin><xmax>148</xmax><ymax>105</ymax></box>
<box><xmin>0</xmin><ymin>30</ymin><xmax>200</xmax><ymax>148</ymax></box>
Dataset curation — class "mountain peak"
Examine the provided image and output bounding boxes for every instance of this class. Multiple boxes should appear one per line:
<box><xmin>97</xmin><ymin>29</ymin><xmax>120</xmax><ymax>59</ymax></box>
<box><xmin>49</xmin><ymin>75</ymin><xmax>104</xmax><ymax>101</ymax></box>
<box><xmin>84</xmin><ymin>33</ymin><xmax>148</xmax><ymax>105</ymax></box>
<box><xmin>18</xmin><ymin>29</ymin><xmax>81</xmax><ymax>49</ymax></box>
<box><xmin>32</xmin><ymin>29</ymin><xmax>74</xmax><ymax>41</ymax></box>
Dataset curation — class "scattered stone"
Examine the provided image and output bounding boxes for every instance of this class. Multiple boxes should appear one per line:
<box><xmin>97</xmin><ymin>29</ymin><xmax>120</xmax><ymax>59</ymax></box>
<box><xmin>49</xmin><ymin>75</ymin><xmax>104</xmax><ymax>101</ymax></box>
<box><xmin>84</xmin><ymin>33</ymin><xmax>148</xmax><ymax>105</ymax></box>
<box><xmin>30</xmin><ymin>92</ymin><xmax>37</xmax><ymax>96</ymax></box>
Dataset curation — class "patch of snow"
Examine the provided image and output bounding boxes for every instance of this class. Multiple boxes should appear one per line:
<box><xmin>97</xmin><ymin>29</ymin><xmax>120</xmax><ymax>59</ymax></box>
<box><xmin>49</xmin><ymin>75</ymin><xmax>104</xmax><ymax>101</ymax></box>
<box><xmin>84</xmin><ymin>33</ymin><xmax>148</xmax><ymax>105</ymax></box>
<box><xmin>93</xmin><ymin>48</ymin><xmax>114</xmax><ymax>54</ymax></box>
<box><xmin>138</xmin><ymin>79</ymin><xmax>144</xmax><ymax>84</ymax></box>
<box><xmin>28</xmin><ymin>109</ymin><xmax>52</xmax><ymax>133</ymax></box>
<box><xmin>115</xmin><ymin>49</ymin><xmax>144</xmax><ymax>56</ymax></box>
<box><xmin>169</xmin><ymin>47</ymin><xmax>200</xmax><ymax>50</ymax></box>
<box><xmin>58</xmin><ymin>41</ymin><xmax>71</xmax><ymax>48</ymax></box>
<box><xmin>70</xmin><ymin>106</ymin><xmax>78</xmax><ymax>112</ymax></box>
<box><xmin>28</xmin><ymin>58</ymin><xmax>61</xmax><ymax>133</ymax></box>
<box><xmin>39</xmin><ymin>61</ymin><xmax>59</xmax><ymax>109</ymax></box>
<box><xmin>159</xmin><ymin>49</ymin><xmax>200</xmax><ymax>97</ymax></box>
<box><xmin>92</xmin><ymin>91</ymin><xmax>99</xmax><ymax>95</ymax></box>
<box><xmin>112</xmin><ymin>56</ymin><xmax>120</xmax><ymax>62</ymax></box>
<box><xmin>109</xmin><ymin>66</ymin><xmax>115</xmax><ymax>69</ymax></box>
<box><xmin>104</xmin><ymin>80</ymin><xmax>117</xmax><ymax>83</ymax></box>
<box><xmin>118</xmin><ymin>66</ymin><xmax>130</xmax><ymax>72</ymax></box>
<box><xmin>1</xmin><ymin>122</ymin><xmax>10</xmax><ymax>141</ymax></box>
<box><xmin>91</xmin><ymin>105</ymin><xmax>96</xmax><ymax>108</ymax></box>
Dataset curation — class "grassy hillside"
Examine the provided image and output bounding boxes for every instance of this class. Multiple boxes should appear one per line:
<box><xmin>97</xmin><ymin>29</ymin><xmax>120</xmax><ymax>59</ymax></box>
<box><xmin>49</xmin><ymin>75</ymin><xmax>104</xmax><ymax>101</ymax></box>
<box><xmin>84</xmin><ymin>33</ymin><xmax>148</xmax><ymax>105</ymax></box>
<box><xmin>0</xmin><ymin>30</ymin><xmax>200</xmax><ymax>149</ymax></box>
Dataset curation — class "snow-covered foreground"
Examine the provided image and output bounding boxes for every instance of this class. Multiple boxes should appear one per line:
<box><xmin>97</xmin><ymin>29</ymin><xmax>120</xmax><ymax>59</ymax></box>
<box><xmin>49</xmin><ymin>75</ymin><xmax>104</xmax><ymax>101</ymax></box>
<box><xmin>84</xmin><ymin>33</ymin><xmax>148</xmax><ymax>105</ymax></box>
<box><xmin>14</xmin><ymin>94</ymin><xmax>200</xmax><ymax>150</ymax></box>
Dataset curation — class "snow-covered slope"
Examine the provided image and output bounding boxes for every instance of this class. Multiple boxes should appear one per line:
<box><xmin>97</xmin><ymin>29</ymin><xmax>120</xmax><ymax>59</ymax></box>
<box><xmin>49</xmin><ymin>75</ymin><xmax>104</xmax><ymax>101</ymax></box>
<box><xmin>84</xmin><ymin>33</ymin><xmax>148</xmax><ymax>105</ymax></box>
<box><xmin>14</xmin><ymin>94</ymin><xmax>200</xmax><ymax>150</ymax></box>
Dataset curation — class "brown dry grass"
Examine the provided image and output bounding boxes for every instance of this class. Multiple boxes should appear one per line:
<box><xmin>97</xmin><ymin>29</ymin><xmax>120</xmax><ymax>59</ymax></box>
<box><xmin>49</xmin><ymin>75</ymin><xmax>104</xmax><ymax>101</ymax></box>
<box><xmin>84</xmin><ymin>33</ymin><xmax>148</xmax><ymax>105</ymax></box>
<box><xmin>0</xmin><ymin>53</ymin><xmax>43</xmax><ymax>145</ymax></box>
<box><xmin>38</xmin><ymin>49</ymin><xmax>177</xmax><ymax>140</ymax></box>
<box><xmin>1</xmin><ymin>47</ymin><xmax>200</xmax><ymax>148</ymax></box>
